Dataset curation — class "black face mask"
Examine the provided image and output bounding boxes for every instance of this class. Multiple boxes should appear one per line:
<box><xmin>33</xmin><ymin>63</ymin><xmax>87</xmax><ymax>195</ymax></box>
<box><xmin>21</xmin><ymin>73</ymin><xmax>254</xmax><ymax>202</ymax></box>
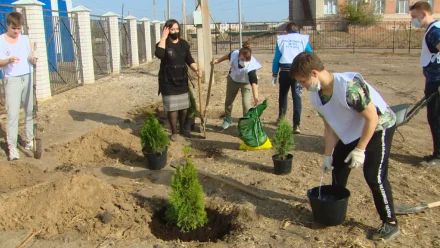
<box><xmin>169</xmin><ymin>32</ymin><xmax>179</xmax><ymax>40</ymax></box>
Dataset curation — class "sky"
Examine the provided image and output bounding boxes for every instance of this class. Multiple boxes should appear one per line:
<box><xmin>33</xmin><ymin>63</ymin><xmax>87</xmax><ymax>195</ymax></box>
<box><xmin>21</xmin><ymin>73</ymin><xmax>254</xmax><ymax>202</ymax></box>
<box><xmin>71</xmin><ymin>0</ymin><xmax>288</xmax><ymax>23</ymax></box>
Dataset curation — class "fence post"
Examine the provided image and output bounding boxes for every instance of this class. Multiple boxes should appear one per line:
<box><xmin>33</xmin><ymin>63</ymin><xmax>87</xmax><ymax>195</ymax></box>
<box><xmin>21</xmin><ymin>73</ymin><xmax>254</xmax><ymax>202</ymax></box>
<box><xmin>141</xmin><ymin>18</ymin><xmax>152</xmax><ymax>62</ymax></box>
<box><xmin>152</xmin><ymin>20</ymin><xmax>161</xmax><ymax>48</ymax></box>
<box><xmin>103</xmin><ymin>12</ymin><xmax>121</xmax><ymax>74</ymax></box>
<box><xmin>70</xmin><ymin>6</ymin><xmax>95</xmax><ymax>84</ymax></box>
<box><xmin>124</xmin><ymin>15</ymin><xmax>139</xmax><ymax>67</ymax></box>
<box><xmin>392</xmin><ymin>21</ymin><xmax>396</xmax><ymax>53</ymax></box>
<box><xmin>352</xmin><ymin>25</ymin><xmax>355</xmax><ymax>54</ymax></box>
<box><xmin>12</xmin><ymin>0</ymin><xmax>51</xmax><ymax>100</ymax></box>
<box><xmin>409</xmin><ymin>21</ymin><xmax>412</xmax><ymax>53</ymax></box>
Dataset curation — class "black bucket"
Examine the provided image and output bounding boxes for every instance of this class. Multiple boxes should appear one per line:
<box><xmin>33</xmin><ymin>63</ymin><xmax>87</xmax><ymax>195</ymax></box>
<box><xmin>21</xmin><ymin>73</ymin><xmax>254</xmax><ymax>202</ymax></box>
<box><xmin>143</xmin><ymin>146</ymin><xmax>168</xmax><ymax>170</ymax></box>
<box><xmin>307</xmin><ymin>185</ymin><xmax>350</xmax><ymax>226</ymax></box>
<box><xmin>272</xmin><ymin>154</ymin><xmax>293</xmax><ymax>175</ymax></box>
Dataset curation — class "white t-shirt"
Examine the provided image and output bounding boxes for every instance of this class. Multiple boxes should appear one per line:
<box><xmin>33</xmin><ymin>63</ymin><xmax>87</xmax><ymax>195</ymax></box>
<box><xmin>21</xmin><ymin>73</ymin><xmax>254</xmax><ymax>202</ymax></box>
<box><xmin>0</xmin><ymin>34</ymin><xmax>32</xmax><ymax>77</ymax></box>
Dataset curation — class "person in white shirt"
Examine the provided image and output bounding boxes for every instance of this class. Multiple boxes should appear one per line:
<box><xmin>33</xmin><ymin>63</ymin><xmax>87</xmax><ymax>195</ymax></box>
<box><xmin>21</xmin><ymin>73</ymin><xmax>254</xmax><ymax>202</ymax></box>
<box><xmin>0</xmin><ymin>12</ymin><xmax>37</xmax><ymax>160</ymax></box>
<box><xmin>290</xmin><ymin>52</ymin><xmax>400</xmax><ymax>242</ymax></box>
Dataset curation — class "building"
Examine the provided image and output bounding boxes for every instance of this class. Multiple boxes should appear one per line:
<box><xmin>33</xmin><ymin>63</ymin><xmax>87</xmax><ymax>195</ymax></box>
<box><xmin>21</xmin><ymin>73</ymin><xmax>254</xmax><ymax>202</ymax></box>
<box><xmin>289</xmin><ymin>0</ymin><xmax>440</xmax><ymax>21</ymax></box>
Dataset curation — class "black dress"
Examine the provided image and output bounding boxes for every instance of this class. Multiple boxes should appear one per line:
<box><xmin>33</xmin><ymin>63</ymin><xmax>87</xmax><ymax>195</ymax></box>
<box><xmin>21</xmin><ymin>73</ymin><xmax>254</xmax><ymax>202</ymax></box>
<box><xmin>155</xmin><ymin>39</ymin><xmax>195</xmax><ymax>111</ymax></box>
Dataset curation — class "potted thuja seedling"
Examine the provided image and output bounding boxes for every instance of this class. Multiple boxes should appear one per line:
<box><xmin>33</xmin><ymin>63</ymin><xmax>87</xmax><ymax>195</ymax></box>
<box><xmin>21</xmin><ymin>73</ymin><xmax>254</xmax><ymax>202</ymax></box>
<box><xmin>140</xmin><ymin>112</ymin><xmax>170</xmax><ymax>170</ymax></box>
<box><xmin>166</xmin><ymin>146</ymin><xmax>208</xmax><ymax>232</ymax></box>
<box><xmin>272</xmin><ymin>116</ymin><xmax>294</xmax><ymax>175</ymax></box>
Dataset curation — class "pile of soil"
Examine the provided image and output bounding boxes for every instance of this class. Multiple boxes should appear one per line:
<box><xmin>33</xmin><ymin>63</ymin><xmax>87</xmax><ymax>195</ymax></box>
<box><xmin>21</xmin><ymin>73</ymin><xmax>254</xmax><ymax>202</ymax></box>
<box><xmin>0</xmin><ymin>174</ymin><xmax>151</xmax><ymax>239</ymax></box>
<box><xmin>52</xmin><ymin>126</ymin><xmax>143</xmax><ymax>167</ymax></box>
<box><xmin>0</xmin><ymin>162</ymin><xmax>47</xmax><ymax>193</ymax></box>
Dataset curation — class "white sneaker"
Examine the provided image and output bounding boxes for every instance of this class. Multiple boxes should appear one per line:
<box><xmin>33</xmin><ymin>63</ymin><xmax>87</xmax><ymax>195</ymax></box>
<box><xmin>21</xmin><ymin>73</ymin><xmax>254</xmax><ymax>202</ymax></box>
<box><xmin>25</xmin><ymin>141</ymin><xmax>33</xmax><ymax>151</ymax></box>
<box><xmin>9</xmin><ymin>148</ymin><xmax>19</xmax><ymax>161</ymax></box>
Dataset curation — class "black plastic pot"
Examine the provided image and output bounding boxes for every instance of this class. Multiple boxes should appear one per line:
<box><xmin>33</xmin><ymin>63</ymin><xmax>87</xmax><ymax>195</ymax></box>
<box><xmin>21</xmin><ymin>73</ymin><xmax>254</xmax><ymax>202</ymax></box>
<box><xmin>143</xmin><ymin>146</ymin><xmax>168</xmax><ymax>170</ymax></box>
<box><xmin>184</xmin><ymin>117</ymin><xmax>196</xmax><ymax>132</ymax></box>
<box><xmin>272</xmin><ymin>154</ymin><xmax>293</xmax><ymax>175</ymax></box>
<box><xmin>307</xmin><ymin>185</ymin><xmax>350</xmax><ymax>226</ymax></box>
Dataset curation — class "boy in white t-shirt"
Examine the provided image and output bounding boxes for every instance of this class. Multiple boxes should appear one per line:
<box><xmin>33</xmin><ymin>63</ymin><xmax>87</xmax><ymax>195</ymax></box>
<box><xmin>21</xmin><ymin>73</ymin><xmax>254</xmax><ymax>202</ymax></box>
<box><xmin>290</xmin><ymin>52</ymin><xmax>400</xmax><ymax>242</ymax></box>
<box><xmin>0</xmin><ymin>12</ymin><xmax>37</xmax><ymax>160</ymax></box>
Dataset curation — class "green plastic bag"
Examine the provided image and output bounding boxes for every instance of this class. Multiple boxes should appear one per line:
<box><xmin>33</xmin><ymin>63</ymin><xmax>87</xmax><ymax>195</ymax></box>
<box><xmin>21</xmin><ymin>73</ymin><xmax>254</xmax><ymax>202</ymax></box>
<box><xmin>238</xmin><ymin>99</ymin><xmax>269</xmax><ymax>147</ymax></box>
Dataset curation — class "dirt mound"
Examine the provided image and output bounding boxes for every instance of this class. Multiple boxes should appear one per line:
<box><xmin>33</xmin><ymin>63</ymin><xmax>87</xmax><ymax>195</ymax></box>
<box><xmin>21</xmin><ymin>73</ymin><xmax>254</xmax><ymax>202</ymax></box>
<box><xmin>53</xmin><ymin>126</ymin><xmax>143</xmax><ymax>167</ymax></box>
<box><xmin>0</xmin><ymin>162</ymin><xmax>47</xmax><ymax>193</ymax></box>
<box><xmin>0</xmin><ymin>174</ymin><xmax>151</xmax><ymax>239</ymax></box>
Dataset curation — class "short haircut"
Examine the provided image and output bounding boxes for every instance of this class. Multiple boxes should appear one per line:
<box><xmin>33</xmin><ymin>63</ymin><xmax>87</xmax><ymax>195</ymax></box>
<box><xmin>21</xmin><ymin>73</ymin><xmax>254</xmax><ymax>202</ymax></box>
<box><xmin>239</xmin><ymin>41</ymin><xmax>252</xmax><ymax>61</ymax></box>
<box><xmin>290</xmin><ymin>52</ymin><xmax>325</xmax><ymax>78</ymax></box>
<box><xmin>410</xmin><ymin>1</ymin><xmax>433</xmax><ymax>14</ymax></box>
<box><xmin>6</xmin><ymin>12</ymin><xmax>24</xmax><ymax>27</ymax></box>
<box><xmin>285</xmin><ymin>22</ymin><xmax>299</xmax><ymax>32</ymax></box>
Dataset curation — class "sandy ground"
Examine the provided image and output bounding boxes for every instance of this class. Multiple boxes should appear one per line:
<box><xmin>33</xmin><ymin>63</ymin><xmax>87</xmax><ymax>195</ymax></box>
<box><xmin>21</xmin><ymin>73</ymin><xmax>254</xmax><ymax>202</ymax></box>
<box><xmin>0</xmin><ymin>51</ymin><xmax>439</xmax><ymax>248</ymax></box>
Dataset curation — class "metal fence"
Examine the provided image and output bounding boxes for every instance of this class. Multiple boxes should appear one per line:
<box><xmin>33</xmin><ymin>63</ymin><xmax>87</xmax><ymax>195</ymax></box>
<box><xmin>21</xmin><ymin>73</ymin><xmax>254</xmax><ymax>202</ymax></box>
<box><xmin>183</xmin><ymin>20</ymin><xmax>426</xmax><ymax>54</ymax></box>
<box><xmin>137</xmin><ymin>22</ymin><xmax>146</xmax><ymax>63</ymax></box>
<box><xmin>43</xmin><ymin>9</ymin><xmax>82</xmax><ymax>95</ymax></box>
<box><xmin>90</xmin><ymin>15</ymin><xmax>111</xmax><ymax>79</ymax></box>
<box><xmin>119</xmin><ymin>20</ymin><xmax>131</xmax><ymax>68</ymax></box>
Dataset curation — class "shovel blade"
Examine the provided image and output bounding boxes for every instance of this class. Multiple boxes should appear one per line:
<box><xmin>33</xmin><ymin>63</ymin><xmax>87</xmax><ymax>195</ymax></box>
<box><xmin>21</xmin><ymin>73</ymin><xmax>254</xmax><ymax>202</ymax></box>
<box><xmin>395</xmin><ymin>203</ymin><xmax>428</xmax><ymax>215</ymax></box>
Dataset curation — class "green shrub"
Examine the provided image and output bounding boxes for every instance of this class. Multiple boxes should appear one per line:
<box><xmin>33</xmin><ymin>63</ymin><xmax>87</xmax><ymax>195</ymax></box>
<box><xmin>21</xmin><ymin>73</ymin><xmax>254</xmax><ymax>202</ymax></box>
<box><xmin>273</xmin><ymin>116</ymin><xmax>294</xmax><ymax>160</ymax></box>
<box><xmin>187</xmin><ymin>89</ymin><xmax>197</xmax><ymax>118</ymax></box>
<box><xmin>339</xmin><ymin>2</ymin><xmax>381</xmax><ymax>27</ymax></box>
<box><xmin>140</xmin><ymin>112</ymin><xmax>169</xmax><ymax>154</ymax></box>
<box><xmin>165</xmin><ymin>146</ymin><xmax>208</xmax><ymax>232</ymax></box>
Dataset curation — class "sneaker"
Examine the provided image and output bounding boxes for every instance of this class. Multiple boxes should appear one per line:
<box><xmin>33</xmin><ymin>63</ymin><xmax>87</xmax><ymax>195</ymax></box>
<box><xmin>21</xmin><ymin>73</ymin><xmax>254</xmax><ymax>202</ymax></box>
<box><xmin>220</xmin><ymin>118</ymin><xmax>232</xmax><ymax>130</ymax></box>
<box><xmin>421</xmin><ymin>157</ymin><xmax>440</xmax><ymax>167</ymax></box>
<box><xmin>9</xmin><ymin>148</ymin><xmax>19</xmax><ymax>161</ymax></box>
<box><xmin>370</xmin><ymin>222</ymin><xmax>400</xmax><ymax>242</ymax></box>
<box><xmin>293</xmin><ymin>125</ymin><xmax>301</xmax><ymax>134</ymax></box>
<box><xmin>170</xmin><ymin>134</ymin><xmax>178</xmax><ymax>142</ymax></box>
<box><xmin>25</xmin><ymin>141</ymin><xmax>33</xmax><ymax>151</ymax></box>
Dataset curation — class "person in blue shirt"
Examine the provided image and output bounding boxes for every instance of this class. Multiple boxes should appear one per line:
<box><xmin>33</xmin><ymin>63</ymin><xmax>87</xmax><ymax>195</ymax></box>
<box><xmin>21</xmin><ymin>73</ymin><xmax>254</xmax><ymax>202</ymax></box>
<box><xmin>410</xmin><ymin>1</ymin><xmax>440</xmax><ymax>167</ymax></box>
<box><xmin>272</xmin><ymin>22</ymin><xmax>312</xmax><ymax>134</ymax></box>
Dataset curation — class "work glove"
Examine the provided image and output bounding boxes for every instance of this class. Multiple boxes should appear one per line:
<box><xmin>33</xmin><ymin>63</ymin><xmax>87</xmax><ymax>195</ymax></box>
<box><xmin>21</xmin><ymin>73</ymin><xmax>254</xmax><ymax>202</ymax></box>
<box><xmin>322</xmin><ymin>155</ymin><xmax>333</xmax><ymax>174</ymax></box>
<box><xmin>344</xmin><ymin>147</ymin><xmax>365</xmax><ymax>169</ymax></box>
<box><xmin>271</xmin><ymin>76</ymin><xmax>277</xmax><ymax>86</ymax></box>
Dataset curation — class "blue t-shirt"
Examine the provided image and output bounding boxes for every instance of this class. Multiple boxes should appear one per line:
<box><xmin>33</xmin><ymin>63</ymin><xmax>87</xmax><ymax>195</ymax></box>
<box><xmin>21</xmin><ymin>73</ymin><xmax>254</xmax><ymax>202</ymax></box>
<box><xmin>423</xmin><ymin>21</ymin><xmax>440</xmax><ymax>83</ymax></box>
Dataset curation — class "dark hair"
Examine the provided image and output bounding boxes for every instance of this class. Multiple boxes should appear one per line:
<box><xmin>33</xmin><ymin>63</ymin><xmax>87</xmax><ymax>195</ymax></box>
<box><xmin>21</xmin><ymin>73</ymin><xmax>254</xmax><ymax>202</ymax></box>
<box><xmin>164</xmin><ymin>19</ymin><xmax>180</xmax><ymax>29</ymax></box>
<box><xmin>239</xmin><ymin>41</ymin><xmax>252</xmax><ymax>61</ymax></box>
<box><xmin>290</xmin><ymin>52</ymin><xmax>325</xmax><ymax>78</ymax></box>
<box><xmin>410</xmin><ymin>1</ymin><xmax>433</xmax><ymax>14</ymax></box>
<box><xmin>285</xmin><ymin>22</ymin><xmax>299</xmax><ymax>32</ymax></box>
<box><xmin>7</xmin><ymin>12</ymin><xmax>24</xmax><ymax>27</ymax></box>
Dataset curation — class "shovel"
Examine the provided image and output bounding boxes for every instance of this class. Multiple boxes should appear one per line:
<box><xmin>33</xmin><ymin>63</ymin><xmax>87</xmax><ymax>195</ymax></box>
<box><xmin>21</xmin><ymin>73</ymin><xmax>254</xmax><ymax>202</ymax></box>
<box><xmin>197</xmin><ymin>71</ymin><xmax>203</xmax><ymax>135</ymax></box>
<box><xmin>32</xmin><ymin>42</ymin><xmax>42</xmax><ymax>159</ymax></box>
<box><xmin>395</xmin><ymin>200</ymin><xmax>440</xmax><ymax>215</ymax></box>
<box><xmin>201</xmin><ymin>59</ymin><xmax>215</xmax><ymax>138</ymax></box>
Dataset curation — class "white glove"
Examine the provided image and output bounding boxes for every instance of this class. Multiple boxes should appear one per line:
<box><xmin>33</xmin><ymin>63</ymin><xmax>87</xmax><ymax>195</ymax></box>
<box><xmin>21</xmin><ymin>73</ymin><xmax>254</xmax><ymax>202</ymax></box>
<box><xmin>322</xmin><ymin>155</ymin><xmax>333</xmax><ymax>174</ymax></box>
<box><xmin>344</xmin><ymin>147</ymin><xmax>365</xmax><ymax>169</ymax></box>
<box><xmin>271</xmin><ymin>76</ymin><xmax>277</xmax><ymax>86</ymax></box>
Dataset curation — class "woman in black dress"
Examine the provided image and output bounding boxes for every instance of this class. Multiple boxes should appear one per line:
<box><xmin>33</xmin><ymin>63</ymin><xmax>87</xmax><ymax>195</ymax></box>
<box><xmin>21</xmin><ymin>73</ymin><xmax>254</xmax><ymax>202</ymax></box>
<box><xmin>155</xmin><ymin>19</ymin><xmax>202</xmax><ymax>141</ymax></box>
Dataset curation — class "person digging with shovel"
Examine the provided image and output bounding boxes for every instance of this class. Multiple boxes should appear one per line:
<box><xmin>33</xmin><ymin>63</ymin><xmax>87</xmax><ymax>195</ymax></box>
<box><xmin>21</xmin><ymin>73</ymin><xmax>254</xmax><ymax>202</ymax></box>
<box><xmin>290</xmin><ymin>52</ymin><xmax>400</xmax><ymax>242</ymax></box>
<box><xmin>212</xmin><ymin>41</ymin><xmax>261</xmax><ymax>130</ymax></box>
<box><xmin>0</xmin><ymin>12</ymin><xmax>38</xmax><ymax>161</ymax></box>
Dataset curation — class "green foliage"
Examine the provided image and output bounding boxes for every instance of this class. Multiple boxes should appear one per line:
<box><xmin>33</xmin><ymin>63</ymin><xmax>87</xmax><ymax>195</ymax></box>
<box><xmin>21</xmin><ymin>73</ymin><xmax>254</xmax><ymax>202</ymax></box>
<box><xmin>187</xmin><ymin>89</ymin><xmax>197</xmax><ymax>118</ymax></box>
<box><xmin>340</xmin><ymin>2</ymin><xmax>381</xmax><ymax>27</ymax></box>
<box><xmin>273</xmin><ymin>116</ymin><xmax>294</xmax><ymax>160</ymax></box>
<box><xmin>165</xmin><ymin>155</ymin><xmax>208</xmax><ymax>232</ymax></box>
<box><xmin>183</xmin><ymin>145</ymin><xmax>192</xmax><ymax>159</ymax></box>
<box><xmin>140</xmin><ymin>111</ymin><xmax>169</xmax><ymax>154</ymax></box>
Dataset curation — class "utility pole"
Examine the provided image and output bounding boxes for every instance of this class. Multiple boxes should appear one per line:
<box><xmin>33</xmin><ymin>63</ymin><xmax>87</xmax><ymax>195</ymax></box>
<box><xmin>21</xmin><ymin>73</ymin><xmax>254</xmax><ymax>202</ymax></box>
<box><xmin>167</xmin><ymin>0</ymin><xmax>171</xmax><ymax>19</ymax></box>
<box><xmin>238</xmin><ymin>0</ymin><xmax>242</xmax><ymax>46</ymax></box>
<box><xmin>153</xmin><ymin>0</ymin><xmax>157</xmax><ymax>20</ymax></box>
<box><xmin>196</xmin><ymin>1</ymin><xmax>204</xmax><ymax>74</ymax></box>
<box><xmin>182</xmin><ymin>0</ymin><xmax>187</xmax><ymax>40</ymax></box>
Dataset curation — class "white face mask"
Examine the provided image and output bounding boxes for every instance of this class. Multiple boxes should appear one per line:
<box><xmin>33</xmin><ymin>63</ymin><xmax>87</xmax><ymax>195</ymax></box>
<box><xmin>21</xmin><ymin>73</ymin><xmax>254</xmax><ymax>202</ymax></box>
<box><xmin>308</xmin><ymin>78</ymin><xmax>321</xmax><ymax>92</ymax></box>
<box><xmin>239</xmin><ymin>60</ymin><xmax>250</xmax><ymax>68</ymax></box>
<box><xmin>411</xmin><ymin>17</ymin><xmax>423</xmax><ymax>28</ymax></box>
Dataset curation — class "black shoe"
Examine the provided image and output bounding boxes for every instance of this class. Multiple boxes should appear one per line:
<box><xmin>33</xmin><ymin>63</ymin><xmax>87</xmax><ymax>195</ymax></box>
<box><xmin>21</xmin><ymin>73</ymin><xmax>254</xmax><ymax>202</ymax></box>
<box><xmin>370</xmin><ymin>222</ymin><xmax>400</xmax><ymax>242</ymax></box>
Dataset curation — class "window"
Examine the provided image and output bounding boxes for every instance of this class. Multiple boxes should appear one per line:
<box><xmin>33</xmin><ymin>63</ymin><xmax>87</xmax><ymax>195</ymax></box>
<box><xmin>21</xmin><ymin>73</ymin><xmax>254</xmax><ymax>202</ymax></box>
<box><xmin>324</xmin><ymin>0</ymin><xmax>338</xmax><ymax>14</ymax></box>
<box><xmin>374</xmin><ymin>0</ymin><xmax>385</xmax><ymax>14</ymax></box>
<box><xmin>348</xmin><ymin>0</ymin><xmax>362</xmax><ymax>11</ymax></box>
<box><xmin>396</xmin><ymin>0</ymin><xmax>409</xmax><ymax>14</ymax></box>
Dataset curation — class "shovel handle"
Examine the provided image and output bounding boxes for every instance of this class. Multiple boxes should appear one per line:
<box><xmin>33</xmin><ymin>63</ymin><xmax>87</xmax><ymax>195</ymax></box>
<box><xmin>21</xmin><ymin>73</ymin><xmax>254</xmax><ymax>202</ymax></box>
<box><xmin>427</xmin><ymin>201</ymin><xmax>440</xmax><ymax>209</ymax></box>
